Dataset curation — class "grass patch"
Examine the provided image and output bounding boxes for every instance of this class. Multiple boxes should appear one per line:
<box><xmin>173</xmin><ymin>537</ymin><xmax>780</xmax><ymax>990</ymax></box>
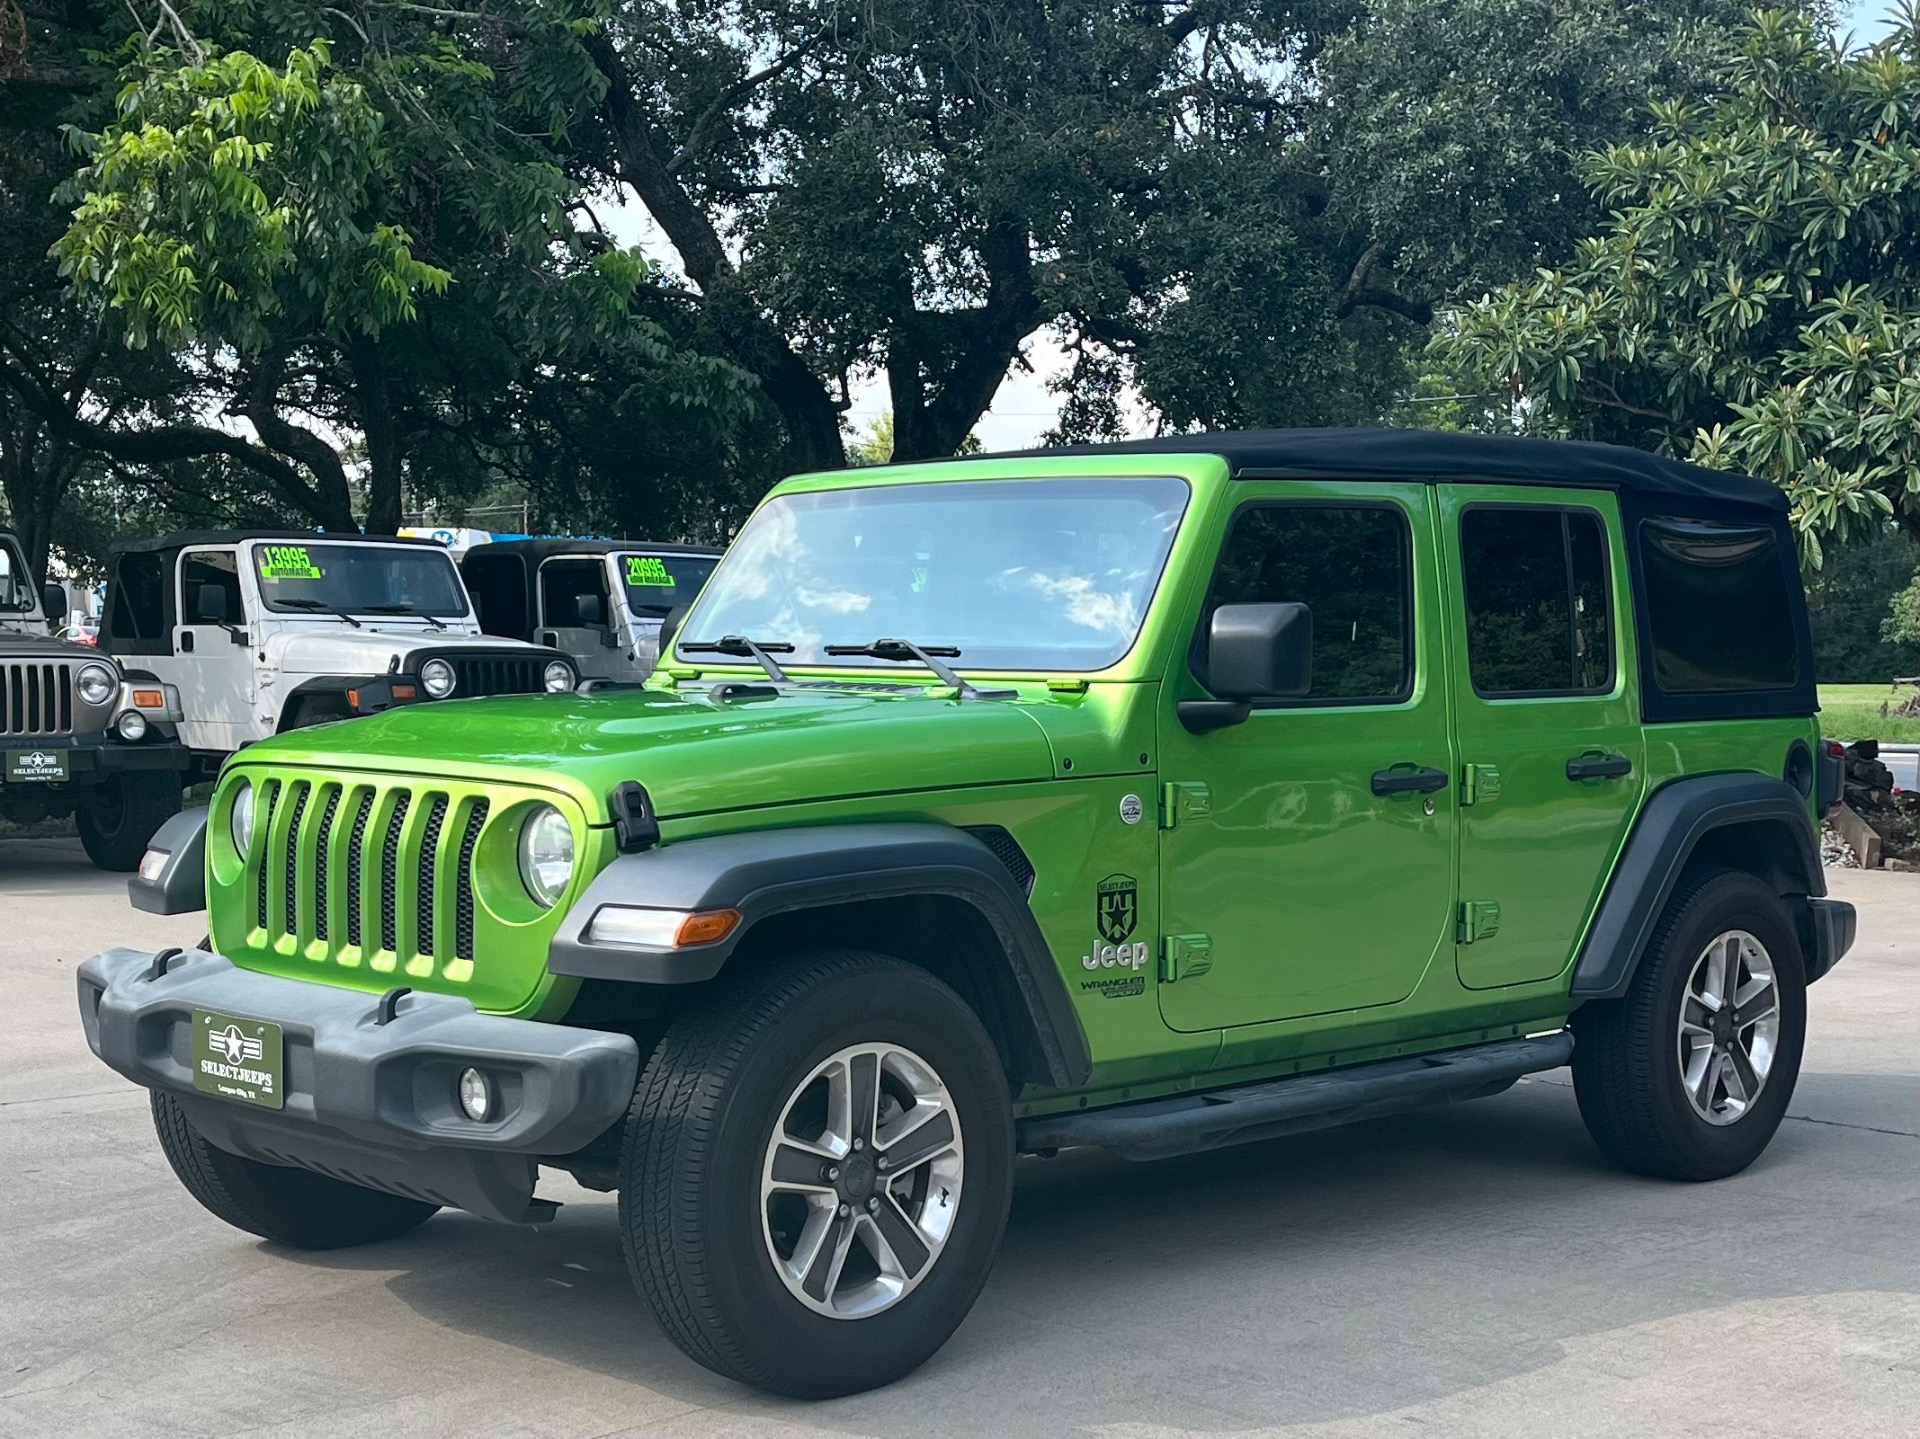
<box><xmin>1818</xmin><ymin>683</ymin><xmax>1919</xmax><ymax>743</ymax></box>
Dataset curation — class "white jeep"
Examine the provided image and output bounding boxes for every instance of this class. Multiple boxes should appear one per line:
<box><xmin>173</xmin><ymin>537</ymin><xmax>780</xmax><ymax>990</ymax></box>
<box><xmin>99</xmin><ymin>531</ymin><xmax>578</xmax><ymax>767</ymax></box>
<box><xmin>461</xmin><ymin>539</ymin><xmax>720</xmax><ymax>684</ymax></box>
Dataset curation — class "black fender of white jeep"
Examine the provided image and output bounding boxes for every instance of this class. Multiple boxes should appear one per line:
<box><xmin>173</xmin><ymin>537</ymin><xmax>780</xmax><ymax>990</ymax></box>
<box><xmin>547</xmin><ymin>822</ymin><xmax>1092</xmax><ymax>1089</ymax></box>
<box><xmin>1569</xmin><ymin>772</ymin><xmax>1846</xmax><ymax>1000</ymax></box>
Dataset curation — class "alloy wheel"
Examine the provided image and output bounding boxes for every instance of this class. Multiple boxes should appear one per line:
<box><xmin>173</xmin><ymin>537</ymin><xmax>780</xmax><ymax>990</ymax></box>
<box><xmin>1676</xmin><ymin>928</ymin><xmax>1781</xmax><ymax>1126</ymax></box>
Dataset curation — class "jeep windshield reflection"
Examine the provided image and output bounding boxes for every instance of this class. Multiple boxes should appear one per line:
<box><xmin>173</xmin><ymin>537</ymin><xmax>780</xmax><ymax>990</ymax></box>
<box><xmin>677</xmin><ymin>476</ymin><xmax>1189</xmax><ymax>672</ymax></box>
<box><xmin>251</xmin><ymin>542</ymin><xmax>470</xmax><ymax>618</ymax></box>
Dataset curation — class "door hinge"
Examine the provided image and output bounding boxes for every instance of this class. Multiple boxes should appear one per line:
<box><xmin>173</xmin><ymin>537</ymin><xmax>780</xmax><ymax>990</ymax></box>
<box><xmin>1457</xmin><ymin>900</ymin><xmax>1501</xmax><ymax>944</ymax></box>
<box><xmin>1460</xmin><ymin>763</ymin><xmax>1502</xmax><ymax>806</ymax></box>
<box><xmin>1160</xmin><ymin>933</ymin><xmax>1213</xmax><ymax>982</ymax></box>
<box><xmin>1159</xmin><ymin>781</ymin><xmax>1212</xmax><ymax>830</ymax></box>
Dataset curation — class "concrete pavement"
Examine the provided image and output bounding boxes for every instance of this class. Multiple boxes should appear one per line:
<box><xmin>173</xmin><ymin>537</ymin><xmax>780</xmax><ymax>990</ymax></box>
<box><xmin>2</xmin><ymin>834</ymin><xmax>1915</xmax><ymax>1438</ymax></box>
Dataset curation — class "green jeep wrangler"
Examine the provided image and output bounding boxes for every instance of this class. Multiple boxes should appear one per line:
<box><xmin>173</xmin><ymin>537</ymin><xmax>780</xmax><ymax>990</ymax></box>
<box><xmin>79</xmin><ymin>429</ymin><xmax>1855</xmax><ymax>1397</ymax></box>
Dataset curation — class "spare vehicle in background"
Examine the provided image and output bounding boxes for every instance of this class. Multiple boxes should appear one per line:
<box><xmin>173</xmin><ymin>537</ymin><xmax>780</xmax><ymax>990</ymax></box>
<box><xmin>78</xmin><ymin>430</ymin><xmax>1854</xmax><ymax>1396</ymax></box>
<box><xmin>1</xmin><ymin>528</ymin><xmax>190</xmax><ymax>868</ymax></box>
<box><xmin>99</xmin><ymin>531</ymin><xmax>579</xmax><ymax>776</ymax></box>
<box><xmin>462</xmin><ymin>539</ymin><xmax>721</xmax><ymax>683</ymax></box>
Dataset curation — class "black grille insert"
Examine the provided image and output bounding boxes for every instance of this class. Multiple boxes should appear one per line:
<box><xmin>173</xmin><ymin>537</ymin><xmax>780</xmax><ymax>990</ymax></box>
<box><xmin>454</xmin><ymin>800</ymin><xmax>488</xmax><ymax>961</ymax></box>
<box><xmin>379</xmin><ymin>792</ymin><xmax>411</xmax><ymax>954</ymax></box>
<box><xmin>312</xmin><ymin>787</ymin><xmax>341</xmax><ymax>941</ymax></box>
<box><xmin>254</xmin><ymin>780</ymin><xmax>281</xmax><ymax>930</ymax></box>
<box><xmin>416</xmin><ymin>795</ymin><xmax>449</xmax><ymax>957</ymax></box>
<box><xmin>345</xmin><ymin>790</ymin><xmax>373</xmax><ymax>948</ymax></box>
<box><xmin>281</xmin><ymin>782</ymin><xmax>310</xmax><ymax>936</ymax></box>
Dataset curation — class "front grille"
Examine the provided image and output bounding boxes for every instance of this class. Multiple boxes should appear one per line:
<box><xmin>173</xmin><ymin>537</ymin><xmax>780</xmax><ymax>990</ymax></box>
<box><xmin>1</xmin><ymin>661</ymin><xmax>74</xmax><ymax>736</ymax></box>
<box><xmin>445</xmin><ymin>654</ymin><xmax>547</xmax><ymax>698</ymax></box>
<box><xmin>245</xmin><ymin>773</ymin><xmax>505</xmax><ymax>984</ymax></box>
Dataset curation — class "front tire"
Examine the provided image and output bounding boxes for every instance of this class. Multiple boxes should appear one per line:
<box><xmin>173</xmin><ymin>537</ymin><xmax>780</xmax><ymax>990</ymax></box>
<box><xmin>151</xmin><ymin>1093</ymin><xmax>439</xmax><ymax>1249</ymax></box>
<box><xmin>619</xmin><ymin>951</ymin><xmax>1014</xmax><ymax>1398</ymax></box>
<box><xmin>77</xmin><ymin>771</ymin><xmax>182</xmax><ymax>871</ymax></box>
<box><xmin>1572</xmin><ymin>868</ymin><xmax>1807</xmax><ymax>1181</ymax></box>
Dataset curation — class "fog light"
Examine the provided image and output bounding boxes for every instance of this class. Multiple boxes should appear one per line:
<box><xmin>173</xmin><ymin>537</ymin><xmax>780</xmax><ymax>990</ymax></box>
<box><xmin>457</xmin><ymin>1067</ymin><xmax>493</xmax><ymax>1122</ymax></box>
<box><xmin>116</xmin><ymin>710</ymin><xmax>149</xmax><ymax>741</ymax></box>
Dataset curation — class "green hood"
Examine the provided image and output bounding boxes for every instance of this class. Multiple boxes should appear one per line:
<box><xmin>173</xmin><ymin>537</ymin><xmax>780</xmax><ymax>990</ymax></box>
<box><xmin>246</xmin><ymin>683</ymin><xmax>1060</xmax><ymax>820</ymax></box>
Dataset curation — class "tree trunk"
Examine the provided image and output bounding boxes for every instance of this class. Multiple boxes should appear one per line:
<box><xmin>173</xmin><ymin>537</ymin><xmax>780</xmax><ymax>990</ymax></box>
<box><xmin>350</xmin><ymin>338</ymin><xmax>403</xmax><ymax>534</ymax></box>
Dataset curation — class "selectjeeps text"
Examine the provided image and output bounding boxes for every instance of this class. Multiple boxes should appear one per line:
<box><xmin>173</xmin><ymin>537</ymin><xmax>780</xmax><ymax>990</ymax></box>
<box><xmin>79</xmin><ymin>429</ymin><xmax>1856</xmax><ymax>1397</ymax></box>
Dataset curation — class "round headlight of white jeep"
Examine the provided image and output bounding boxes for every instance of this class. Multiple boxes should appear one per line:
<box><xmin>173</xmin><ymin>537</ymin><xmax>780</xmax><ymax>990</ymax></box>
<box><xmin>76</xmin><ymin>663</ymin><xmax>115</xmax><ymax>706</ymax></box>
<box><xmin>543</xmin><ymin>660</ymin><xmax>574</xmax><ymax>694</ymax></box>
<box><xmin>230</xmin><ymin>781</ymin><xmax>255</xmax><ymax>855</ymax></box>
<box><xmin>420</xmin><ymin>658</ymin><xmax>456</xmax><ymax>699</ymax></box>
<box><xmin>517</xmin><ymin>804</ymin><xmax>574</xmax><ymax>908</ymax></box>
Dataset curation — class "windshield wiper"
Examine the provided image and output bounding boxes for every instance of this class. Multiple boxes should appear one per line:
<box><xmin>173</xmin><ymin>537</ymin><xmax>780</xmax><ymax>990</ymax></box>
<box><xmin>823</xmin><ymin>638</ymin><xmax>1014</xmax><ymax>701</ymax></box>
<box><xmin>364</xmin><ymin>603</ymin><xmax>447</xmax><ymax>631</ymax></box>
<box><xmin>276</xmin><ymin>597</ymin><xmax>362</xmax><ymax>628</ymax></box>
<box><xmin>679</xmin><ymin>634</ymin><xmax>793</xmax><ymax>683</ymax></box>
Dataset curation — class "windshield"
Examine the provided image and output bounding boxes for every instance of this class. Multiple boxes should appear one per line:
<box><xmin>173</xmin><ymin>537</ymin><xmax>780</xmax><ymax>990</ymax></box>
<box><xmin>677</xmin><ymin>476</ymin><xmax>1190</xmax><ymax>672</ymax></box>
<box><xmin>0</xmin><ymin>538</ymin><xmax>30</xmax><ymax>613</ymax></box>
<box><xmin>251</xmin><ymin>542</ymin><xmax>470</xmax><ymax>618</ymax></box>
<box><xmin>619</xmin><ymin>552</ymin><xmax>719</xmax><ymax>618</ymax></box>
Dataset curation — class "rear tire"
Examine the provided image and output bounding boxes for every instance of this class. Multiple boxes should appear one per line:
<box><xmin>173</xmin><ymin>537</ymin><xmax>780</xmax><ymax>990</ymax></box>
<box><xmin>619</xmin><ymin>951</ymin><xmax>1014</xmax><ymax>1397</ymax></box>
<box><xmin>1572</xmin><ymin>868</ymin><xmax>1806</xmax><ymax>1181</ymax></box>
<box><xmin>151</xmin><ymin>1092</ymin><xmax>439</xmax><ymax>1249</ymax></box>
<box><xmin>77</xmin><ymin>771</ymin><xmax>181</xmax><ymax>871</ymax></box>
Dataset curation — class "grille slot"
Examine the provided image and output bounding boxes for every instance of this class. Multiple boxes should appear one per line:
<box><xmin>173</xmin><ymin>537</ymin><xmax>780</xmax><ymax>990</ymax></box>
<box><xmin>280</xmin><ymin>782</ymin><xmax>310</xmax><ymax>937</ymax></box>
<box><xmin>416</xmin><ymin>795</ymin><xmax>449</xmax><ymax>957</ymax></box>
<box><xmin>312</xmin><ymin>786</ymin><xmax>342</xmax><ymax>942</ymax></box>
<box><xmin>454</xmin><ymin>800</ymin><xmax>488</xmax><ymax>961</ymax></box>
<box><xmin>345</xmin><ymin>791</ymin><xmax>373</xmax><ymax>948</ymax></box>
<box><xmin>379</xmin><ymin>792</ymin><xmax>411</xmax><ymax>955</ymax></box>
<box><xmin>2</xmin><ymin>661</ymin><xmax>75</xmax><ymax>736</ymax></box>
<box><xmin>254</xmin><ymin>780</ymin><xmax>281</xmax><ymax>930</ymax></box>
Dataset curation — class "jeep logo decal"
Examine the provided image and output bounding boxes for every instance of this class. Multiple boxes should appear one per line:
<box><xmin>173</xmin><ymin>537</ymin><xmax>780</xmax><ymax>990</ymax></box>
<box><xmin>1096</xmin><ymin>873</ymin><xmax>1138</xmax><ymax>944</ymax></box>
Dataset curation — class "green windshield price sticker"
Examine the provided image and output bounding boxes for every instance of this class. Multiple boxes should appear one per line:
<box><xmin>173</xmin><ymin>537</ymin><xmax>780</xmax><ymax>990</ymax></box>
<box><xmin>625</xmin><ymin>555</ymin><xmax>675</xmax><ymax>588</ymax></box>
<box><xmin>259</xmin><ymin>544</ymin><xmax>322</xmax><ymax>581</ymax></box>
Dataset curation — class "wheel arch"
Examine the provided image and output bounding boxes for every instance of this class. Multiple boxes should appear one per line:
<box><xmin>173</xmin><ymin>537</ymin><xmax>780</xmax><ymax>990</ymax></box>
<box><xmin>547</xmin><ymin>823</ymin><xmax>1093</xmax><ymax>1089</ymax></box>
<box><xmin>1570</xmin><ymin>773</ymin><xmax>1822</xmax><ymax>1002</ymax></box>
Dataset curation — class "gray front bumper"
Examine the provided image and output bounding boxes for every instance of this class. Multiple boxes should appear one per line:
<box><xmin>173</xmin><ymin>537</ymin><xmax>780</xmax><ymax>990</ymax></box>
<box><xmin>77</xmin><ymin>948</ymin><xmax>640</xmax><ymax>1223</ymax></box>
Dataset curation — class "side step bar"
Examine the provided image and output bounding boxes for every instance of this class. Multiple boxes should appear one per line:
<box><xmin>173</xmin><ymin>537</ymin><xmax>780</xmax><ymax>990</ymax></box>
<box><xmin>1017</xmin><ymin>1032</ymin><xmax>1574</xmax><ymax>1162</ymax></box>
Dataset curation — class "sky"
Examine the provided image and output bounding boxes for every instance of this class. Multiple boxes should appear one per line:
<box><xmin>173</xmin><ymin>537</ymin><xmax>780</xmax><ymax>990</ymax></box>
<box><xmin>605</xmin><ymin>0</ymin><xmax>1910</xmax><ymax>455</ymax></box>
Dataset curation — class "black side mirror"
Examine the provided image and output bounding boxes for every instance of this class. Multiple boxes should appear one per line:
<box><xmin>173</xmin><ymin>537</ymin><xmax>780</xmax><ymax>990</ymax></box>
<box><xmin>41</xmin><ymin>582</ymin><xmax>66</xmax><ymax>620</ymax></box>
<box><xmin>194</xmin><ymin>583</ymin><xmax>230</xmax><ymax>625</ymax></box>
<box><xmin>574</xmin><ymin>593</ymin><xmax>605</xmax><ymax>627</ymax></box>
<box><xmin>658</xmin><ymin>603</ymin><xmax>691</xmax><ymax>655</ymax></box>
<box><xmin>1179</xmin><ymin>602</ymin><xmax>1313</xmax><ymax>734</ymax></box>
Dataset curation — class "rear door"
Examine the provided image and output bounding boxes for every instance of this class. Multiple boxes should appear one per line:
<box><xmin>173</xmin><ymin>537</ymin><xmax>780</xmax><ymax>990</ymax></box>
<box><xmin>1440</xmin><ymin>487</ymin><xmax>1645</xmax><ymax>990</ymax></box>
<box><xmin>1157</xmin><ymin>482</ymin><xmax>1458</xmax><ymax>1032</ymax></box>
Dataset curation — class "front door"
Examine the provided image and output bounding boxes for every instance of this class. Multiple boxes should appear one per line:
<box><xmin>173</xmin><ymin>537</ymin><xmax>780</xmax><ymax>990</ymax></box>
<box><xmin>537</xmin><ymin>557</ymin><xmax>620</xmax><ymax>680</ymax></box>
<box><xmin>1157</xmin><ymin>483</ymin><xmax>1458</xmax><ymax>1032</ymax></box>
<box><xmin>173</xmin><ymin>546</ymin><xmax>254</xmax><ymax>752</ymax></box>
<box><xmin>1440</xmin><ymin>487</ymin><xmax>1645</xmax><ymax>990</ymax></box>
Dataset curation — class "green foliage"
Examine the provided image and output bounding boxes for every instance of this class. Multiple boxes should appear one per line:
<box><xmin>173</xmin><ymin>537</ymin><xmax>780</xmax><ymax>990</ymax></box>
<box><xmin>1885</xmin><ymin>575</ymin><xmax>1920</xmax><ymax>647</ymax></box>
<box><xmin>1804</xmin><ymin>527</ymin><xmax>1919</xmax><ymax>680</ymax></box>
<box><xmin>1436</xmin><ymin>7</ymin><xmax>1920</xmax><ymax>561</ymax></box>
<box><xmin>55</xmin><ymin>41</ymin><xmax>449</xmax><ymax>350</ymax></box>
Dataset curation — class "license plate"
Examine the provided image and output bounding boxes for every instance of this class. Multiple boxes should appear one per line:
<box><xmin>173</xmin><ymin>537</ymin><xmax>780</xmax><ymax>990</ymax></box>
<box><xmin>5</xmin><ymin>748</ymin><xmax>69</xmax><ymax>783</ymax></box>
<box><xmin>191</xmin><ymin>1010</ymin><xmax>285</xmax><ymax>1110</ymax></box>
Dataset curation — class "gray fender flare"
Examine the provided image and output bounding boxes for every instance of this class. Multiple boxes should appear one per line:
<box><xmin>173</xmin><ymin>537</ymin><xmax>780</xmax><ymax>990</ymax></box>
<box><xmin>547</xmin><ymin>822</ymin><xmax>1092</xmax><ymax>1088</ymax></box>
<box><xmin>1569</xmin><ymin>774</ymin><xmax>1823</xmax><ymax>1000</ymax></box>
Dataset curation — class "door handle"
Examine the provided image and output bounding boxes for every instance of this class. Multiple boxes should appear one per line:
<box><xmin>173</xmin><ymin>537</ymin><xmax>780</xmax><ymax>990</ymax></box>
<box><xmin>1372</xmin><ymin>765</ymin><xmax>1450</xmax><ymax>797</ymax></box>
<box><xmin>1567</xmin><ymin>753</ymin><xmax>1633</xmax><ymax>781</ymax></box>
<box><xmin>179</xmin><ymin>631</ymin><xmax>194</xmax><ymax>653</ymax></box>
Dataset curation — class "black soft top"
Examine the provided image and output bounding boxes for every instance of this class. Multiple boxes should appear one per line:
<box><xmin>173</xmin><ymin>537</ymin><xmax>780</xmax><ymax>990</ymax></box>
<box><xmin>111</xmin><ymin>530</ymin><xmax>448</xmax><ymax>557</ymax></box>
<box><xmin>1002</xmin><ymin>427</ymin><xmax>1786</xmax><ymax>513</ymax></box>
<box><xmin>463</xmin><ymin>538</ymin><xmax>723</xmax><ymax>562</ymax></box>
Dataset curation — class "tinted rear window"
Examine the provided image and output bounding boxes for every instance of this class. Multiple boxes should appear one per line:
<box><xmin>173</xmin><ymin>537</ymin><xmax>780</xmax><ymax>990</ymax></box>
<box><xmin>1638</xmin><ymin>518</ymin><xmax>1797</xmax><ymax>692</ymax></box>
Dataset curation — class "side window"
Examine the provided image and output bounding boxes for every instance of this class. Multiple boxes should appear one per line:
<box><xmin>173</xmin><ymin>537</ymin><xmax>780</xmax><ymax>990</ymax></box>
<box><xmin>539</xmin><ymin>558</ymin><xmax>610</xmax><ymax>628</ymax></box>
<box><xmin>1461</xmin><ymin>508</ymin><xmax>1613</xmax><ymax>696</ymax></box>
<box><xmin>0</xmin><ymin>540</ymin><xmax>24</xmax><ymax>611</ymax></box>
<box><xmin>180</xmin><ymin>550</ymin><xmax>243</xmax><ymax>624</ymax></box>
<box><xmin>1204</xmin><ymin>504</ymin><xmax>1413</xmax><ymax>704</ymax></box>
<box><xmin>1638</xmin><ymin>517</ymin><xmax>1797</xmax><ymax>692</ymax></box>
<box><xmin>109</xmin><ymin>552</ymin><xmax>167</xmax><ymax>640</ymax></box>
<box><xmin>464</xmin><ymin>554</ymin><xmax>528</xmax><ymax>636</ymax></box>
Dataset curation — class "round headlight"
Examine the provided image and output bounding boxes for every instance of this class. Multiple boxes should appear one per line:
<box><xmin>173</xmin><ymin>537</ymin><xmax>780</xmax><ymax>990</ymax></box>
<box><xmin>517</xmin><ymin>804</ymin><xmax>574</xmax><ymax>908</ymax></box>
<box><xmin>420</xmin><ymin>658</ymin><xmax>456</xmax><ymax>699</ymax></box>
<box><xmin>230</xmin><ymin>782</ymin><xmax>255</xmax><ymax>855</ymax></box>
<box><xmin>543</xmin><ymin>660</ymin><xmax>575</xmax><ymax>694</ymax></box>
<box><xmin>116</xmin><ymin>710</ymin><xmax>149</xmax><ymax>742</ymax></box>
<box><xmin>76</xmin><ymin>663</ymin><xmax>116</xmax><ymax>706</ymax></box>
